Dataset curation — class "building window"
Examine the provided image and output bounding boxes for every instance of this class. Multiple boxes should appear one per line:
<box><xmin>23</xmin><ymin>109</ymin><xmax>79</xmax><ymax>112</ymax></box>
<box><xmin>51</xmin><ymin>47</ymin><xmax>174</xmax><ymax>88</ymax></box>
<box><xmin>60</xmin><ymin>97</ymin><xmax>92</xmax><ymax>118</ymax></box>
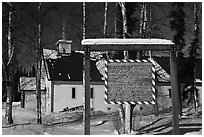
<box><xmin>72</xmin><ymin>88</ymin><xmax>76</xmax><ymax>99</ymax></box>
<box><xmin>168</xmin><ymin>89</ymin><xmax>171</xmax><ymax>98</ymax></box>
<box><xmin>91</xmin><ymin>88</ymin><xmax>94</xmax><ymax>98</ymax></box>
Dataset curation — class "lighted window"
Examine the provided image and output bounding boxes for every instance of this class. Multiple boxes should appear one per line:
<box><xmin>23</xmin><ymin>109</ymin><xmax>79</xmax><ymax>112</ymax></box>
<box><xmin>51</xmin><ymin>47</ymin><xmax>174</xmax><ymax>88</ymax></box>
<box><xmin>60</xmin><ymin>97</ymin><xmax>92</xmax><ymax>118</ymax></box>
<box><xmin>72</xmin><ymin>88</ymin><xmax>76</xmax><ymax>99</ymax></box>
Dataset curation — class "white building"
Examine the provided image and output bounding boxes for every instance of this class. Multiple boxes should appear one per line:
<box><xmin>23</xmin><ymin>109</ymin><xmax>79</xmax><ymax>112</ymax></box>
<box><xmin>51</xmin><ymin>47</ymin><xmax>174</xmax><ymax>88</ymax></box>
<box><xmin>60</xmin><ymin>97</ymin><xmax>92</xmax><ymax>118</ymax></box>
<box><xmin>20</xmin><ymin>49</ymin><xmax>201</xmax><ymax>114</ymax></box>
<box><xmin>42</xmin><ymin>49</ymin><xmax>117</xmax><ymax>113</ymax></box>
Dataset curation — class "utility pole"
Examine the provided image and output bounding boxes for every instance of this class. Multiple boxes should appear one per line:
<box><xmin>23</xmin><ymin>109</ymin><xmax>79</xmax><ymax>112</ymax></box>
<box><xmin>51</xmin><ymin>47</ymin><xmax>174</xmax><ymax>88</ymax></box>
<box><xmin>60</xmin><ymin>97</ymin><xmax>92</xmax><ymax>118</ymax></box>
<box><xmin>36</xmin><ymin>2</ymin><xmax>42</xmax><ymax>124</ymax></box>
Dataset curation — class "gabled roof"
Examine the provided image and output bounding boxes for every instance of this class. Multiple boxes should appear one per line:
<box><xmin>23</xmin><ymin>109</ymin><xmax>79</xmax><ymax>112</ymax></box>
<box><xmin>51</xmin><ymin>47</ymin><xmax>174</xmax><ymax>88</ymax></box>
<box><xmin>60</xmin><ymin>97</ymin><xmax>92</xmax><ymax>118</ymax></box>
<box><xmin>42</xmin><ymin>49</ymin><xmax>201</xmax><ymax>83</ymax></box>
<box><xmin>43</xmin><ymin>48</ymin><xmax>58</xmax><ymax>59</ymax></box>
<box><xmin>43</xmin><ymin>51</ymin><xmax>103</xmax><ymax>82</ymax></box>
<box><xmin>153</xmin><ymin>56</ymin><xmax>202</xmax><ymax>83</ymax></box>
<box><xmin>96</xmin><ymin>56</ymin><xmax>202</xmax><ymax>83</ymax></box>
<box><xmin>20</xmin><ymin>77</ymin><xmax>46</xmax><ymax>91</ymax></box>
<box><xmin>148</xmin><ymin>58</ymin><xmax>170</xmax><ymax>82</ymax></box>
<box><xmin>96</xmin><ymin>58</ymin><xmax>171</xmax><ymax>83</ymax></box>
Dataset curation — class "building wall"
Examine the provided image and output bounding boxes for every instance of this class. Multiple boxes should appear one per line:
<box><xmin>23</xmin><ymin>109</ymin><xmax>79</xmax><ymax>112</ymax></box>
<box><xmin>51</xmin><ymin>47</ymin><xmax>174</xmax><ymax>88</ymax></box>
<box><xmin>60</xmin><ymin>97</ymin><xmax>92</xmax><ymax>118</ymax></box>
<box><xmin>24</xmin><ymin>91</ymin><xmax>46</xmax><ymax>112</ymax></box>
<box><xmin>197</xmin><ymin>87</ymin><xmax>202</xmax><ymax>107</ymax></box>
<box><xmin>157</xmin><ymin>86</ymin><xmax>171</xmax><ymax>110</ymax></box>
<box><xmin>50</xmin><ymin>84</ymin><xmax>172</xmax><ymax>112</ymax></box>
<box><xmin>156</xmin><ymin>85</ymin><xmax>202</xmax><ymax>110</ymax></box>
<box><xmin>45</xmin><ymin>80</ymin><xmax>202</xmax><ymax>113</ymax></box>
<box><xmin>45</xmin><ymin>80</ymin><xmax>52</xmax><ymax>113</ymax></box>
<box><xmin>46</xmin><ymin>82</ymin><xmax>117</xmax><ymax>113</ymax></box>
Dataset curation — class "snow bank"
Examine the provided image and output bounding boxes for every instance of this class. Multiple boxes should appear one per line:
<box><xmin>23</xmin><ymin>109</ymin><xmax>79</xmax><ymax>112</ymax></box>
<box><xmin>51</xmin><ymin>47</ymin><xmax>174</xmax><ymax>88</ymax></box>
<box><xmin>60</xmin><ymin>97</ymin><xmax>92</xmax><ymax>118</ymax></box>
<box><xmin>184</xmin><ymin>129</ymin><xmax>202</xmax><ymax>135</ymax></box>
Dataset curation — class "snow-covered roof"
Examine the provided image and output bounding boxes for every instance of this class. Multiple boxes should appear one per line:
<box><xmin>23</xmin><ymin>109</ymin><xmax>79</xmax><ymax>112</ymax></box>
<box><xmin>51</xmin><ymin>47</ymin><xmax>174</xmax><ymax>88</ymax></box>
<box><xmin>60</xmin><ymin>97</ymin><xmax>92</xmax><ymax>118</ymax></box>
<box><xmin>44</xmin><ymin>52</ymin><xmax>103</xmax><ymax>82</ymax></box>
<box><xmin>81</xmin><ymin>38</ymin><xmax>174</xmax><ymax>46</ymax></box>
<box><xmin>55</xmin><ymin>39</ymin><xmax>72</xmax><ymax>44</ymax></box>
<box><xmin>96</xmin><ymin>58</ymin><xmax>171</xmax><ymax>82</ymax></box>
<box><xmin>195</xmin><ymin>79</ymin><xmax>202</xmax><ymax>83</ymax></box>
<box><xmin>43</xmin><ymin>49</ymin><xmax>105</xmax><ymax>61</ymax></box>
<box><xmin>148</xmin><ymin>58</ymin><xmax>171</xmax><ymax>82</ymax></box>
<box><xmin>43</xmin><ymin>49</ymin><xmax>58</xmax><ymax>59</ymax></box>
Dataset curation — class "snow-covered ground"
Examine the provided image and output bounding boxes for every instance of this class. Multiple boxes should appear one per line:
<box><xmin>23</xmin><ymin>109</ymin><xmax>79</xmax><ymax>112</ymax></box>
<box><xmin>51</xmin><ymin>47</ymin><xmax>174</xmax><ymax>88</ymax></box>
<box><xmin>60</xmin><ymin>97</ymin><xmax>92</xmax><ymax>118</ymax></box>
<box><xmin>2</xmin><ymin>105</ymin><xmax>202</xmax><ymax>135</ymax></box>
<box><xmin>2</xmin><ymin>106</ymin><xmax>116</xmax><ymax>135</ymax></box>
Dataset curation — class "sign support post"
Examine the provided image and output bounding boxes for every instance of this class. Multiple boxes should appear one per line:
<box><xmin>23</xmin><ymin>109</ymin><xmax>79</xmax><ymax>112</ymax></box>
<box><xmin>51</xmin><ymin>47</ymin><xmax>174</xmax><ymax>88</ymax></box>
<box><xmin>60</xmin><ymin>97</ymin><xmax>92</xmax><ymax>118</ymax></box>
<box><xmin>83</xmin><ymin>45</ymin><xmax>91</xmax><ymax>135</ymax></box>
<box><xmin>125</xmin><ymin>103</ymin><xmax>131</xmax><ymax>133</ymax></box>
<box><xmin>124</xmin><ymin>52</ymin><xmax>131</xmax><ymax>134</ymax></box>
<box><xmin>170</xmin><ymin>47</ymin><xmax>180</xmax><ymax>135</ymax></box>
<box><xmin>81</xmin><ymin>38</ymin><xmax>178</xmax><ymax>135</ymax></box>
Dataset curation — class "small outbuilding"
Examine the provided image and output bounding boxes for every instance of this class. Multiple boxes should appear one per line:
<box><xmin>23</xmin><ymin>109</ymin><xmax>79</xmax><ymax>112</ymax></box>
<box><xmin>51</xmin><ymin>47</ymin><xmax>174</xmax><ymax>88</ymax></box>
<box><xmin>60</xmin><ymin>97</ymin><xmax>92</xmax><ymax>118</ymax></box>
<box><xmin>19</xmin><ymin>77</ymin><xmax>47</xmax><ymax>112</ymax></box>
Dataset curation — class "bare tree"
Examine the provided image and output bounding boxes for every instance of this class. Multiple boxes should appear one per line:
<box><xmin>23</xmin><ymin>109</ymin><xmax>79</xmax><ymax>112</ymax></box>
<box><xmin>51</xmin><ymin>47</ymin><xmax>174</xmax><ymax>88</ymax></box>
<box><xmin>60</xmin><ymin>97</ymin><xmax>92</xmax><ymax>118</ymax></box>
<box><xmin>83</xmin><ymin>2</ymin><xmax>86</xmax><ymax>40</ymax></box>
<box><xmin>5</xmin><ymin>2</ymin><xmax>14</xmax><ymax>125</ymax></box>
<box><xmin>187</xmin><ymin>3</ymin><xmax>201</xmax><ymax>114</ymax></box>
<box><xmin>137</xmin><ymin>2</ymin><xmax>148</xmax><ymax>59</ymax></box>
<box><xmin>192</xmin><ymin>3</ymin><xmax>199</xmax><ymax>113</ymax></box>
<box><xmin>114</xmin><ymin>2</ymin><xmax>126</xmax><ymax>134</ymax></box>
<box><xmin>8</xmin><ymin>3</ymin><xmax>61</xmax><ymax>124</ymax></box>
<box><xmin>119</xmin><ymin>2</ymin><xmax>132</xmax><ymax>134</ymax></box>
<box><xmin>103</xmin><ymin>2</ymin><xmax>108</xmax><ymax>38</ymax></box>
<box><xmin>36</xmin><ymin>2</ymin><xmax>42</xmax><ymax>124</ymax></box>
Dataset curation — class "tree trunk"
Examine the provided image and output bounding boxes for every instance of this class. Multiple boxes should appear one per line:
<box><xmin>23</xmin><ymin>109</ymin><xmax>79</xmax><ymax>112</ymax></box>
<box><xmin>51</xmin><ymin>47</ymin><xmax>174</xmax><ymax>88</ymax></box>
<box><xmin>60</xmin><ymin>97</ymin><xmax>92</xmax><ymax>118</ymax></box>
<box><xmin>82</xmin><ymin>2</ymin><xmax>86</xmax><ymax>40</ymax></box>
<box><xmin>192</xmin><ymin>3</ymin><xmax>199</xmax><ymax>114</ymax></box>
<box><xmin>103</xmin><ymin>2</ymin><xmax>108</xmax><ymax>37</ymax></box>
<box><xmin>115</xmin><ymin>2</ymin><xmax>125</xmax><ymax>134</ymax></box>
<box><xmin>121</xmin><ymin>2</ymin><xmax>129</xmax><ymax>59</ymax></box>
<box><xmin>36</xmin><ymin>2</ymin><xmax>42</xmax><ymax>124</ymax></box>
<box><xmin>5</xmin><ymin>2</ymin><xmax>14</xmax><ymax>125</ymax></box>
<box><xmin>137</xmin><ymin>2</ymin><xmax>146</xmax><ymax>59</ymax></box>
<box><xmin>6</xmin><ymin>69</ymin><xmax>13</xmax><ymax>125</ymax></box>
<box><xmin>120</xmin><ymin>2</ymin><xmax>132</xmax><ymax>134</ymax></box>
<box><xmin>104</xmin><ymin>2</ymin><xmax>109</xmax><ymax>59</ymax></box>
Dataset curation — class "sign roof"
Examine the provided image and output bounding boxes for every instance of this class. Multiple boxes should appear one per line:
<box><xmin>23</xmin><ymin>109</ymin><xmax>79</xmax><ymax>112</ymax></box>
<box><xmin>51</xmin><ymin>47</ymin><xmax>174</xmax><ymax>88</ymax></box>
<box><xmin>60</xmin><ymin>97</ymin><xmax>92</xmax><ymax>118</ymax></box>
<box><xmin>81</xmin><ymin>38</ymin><xmax>174</xmax><ymax>45</ymax></box>
<box><xmin>81</xmin><ymin>38</ymin><xmax>174</xmax><ymax>51</ymax></box>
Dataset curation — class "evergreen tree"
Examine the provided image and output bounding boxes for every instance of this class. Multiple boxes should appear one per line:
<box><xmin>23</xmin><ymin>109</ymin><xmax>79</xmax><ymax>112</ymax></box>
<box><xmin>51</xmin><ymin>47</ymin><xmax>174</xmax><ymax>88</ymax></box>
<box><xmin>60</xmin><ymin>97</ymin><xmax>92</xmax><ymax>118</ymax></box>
<box><xmin>126</xmin><ymin>2</ymin><xmax>140</xmax><ymax>59</ymax></box>
<box><xmin>169</xmin><ymin>2</ymin><xmax>186</xmax><ymax>115</ymax></box>
<box><xmin>23</xmin><ymin>67</ymin><xmax>27</xmax><ymax>76</ymax></box>
<box><xmin>183</xmin><ymin>3</ymin><xmax>200</xmax><ymax>111</ymax></box>
<box><xmin>30</xmin><ymin>65</ymin><xmax>36</xmax><ymax>77</ymax></box>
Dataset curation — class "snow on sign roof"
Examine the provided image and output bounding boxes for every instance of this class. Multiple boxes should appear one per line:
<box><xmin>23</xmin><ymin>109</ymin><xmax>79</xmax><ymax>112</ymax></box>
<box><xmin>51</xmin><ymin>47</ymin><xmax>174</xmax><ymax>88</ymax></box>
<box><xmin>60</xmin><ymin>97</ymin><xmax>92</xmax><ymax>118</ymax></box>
<box><xmin>81</xmin><ymin>38</ymin><xmax>174</xmax><ymax>45</ymax></box>
<box><xmin>81</xmin><ymin>38</ymin><xmax>174</xmax><ymax>51</ymax></box>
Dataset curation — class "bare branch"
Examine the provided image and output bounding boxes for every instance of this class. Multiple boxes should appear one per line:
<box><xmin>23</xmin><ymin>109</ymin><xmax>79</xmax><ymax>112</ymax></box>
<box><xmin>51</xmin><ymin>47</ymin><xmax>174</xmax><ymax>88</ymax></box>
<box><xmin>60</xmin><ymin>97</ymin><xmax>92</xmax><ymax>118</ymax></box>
<box><xmin>6</xmin><ymin>46</ymin><xmax>14</xmax><ymax>66</ymax></box>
